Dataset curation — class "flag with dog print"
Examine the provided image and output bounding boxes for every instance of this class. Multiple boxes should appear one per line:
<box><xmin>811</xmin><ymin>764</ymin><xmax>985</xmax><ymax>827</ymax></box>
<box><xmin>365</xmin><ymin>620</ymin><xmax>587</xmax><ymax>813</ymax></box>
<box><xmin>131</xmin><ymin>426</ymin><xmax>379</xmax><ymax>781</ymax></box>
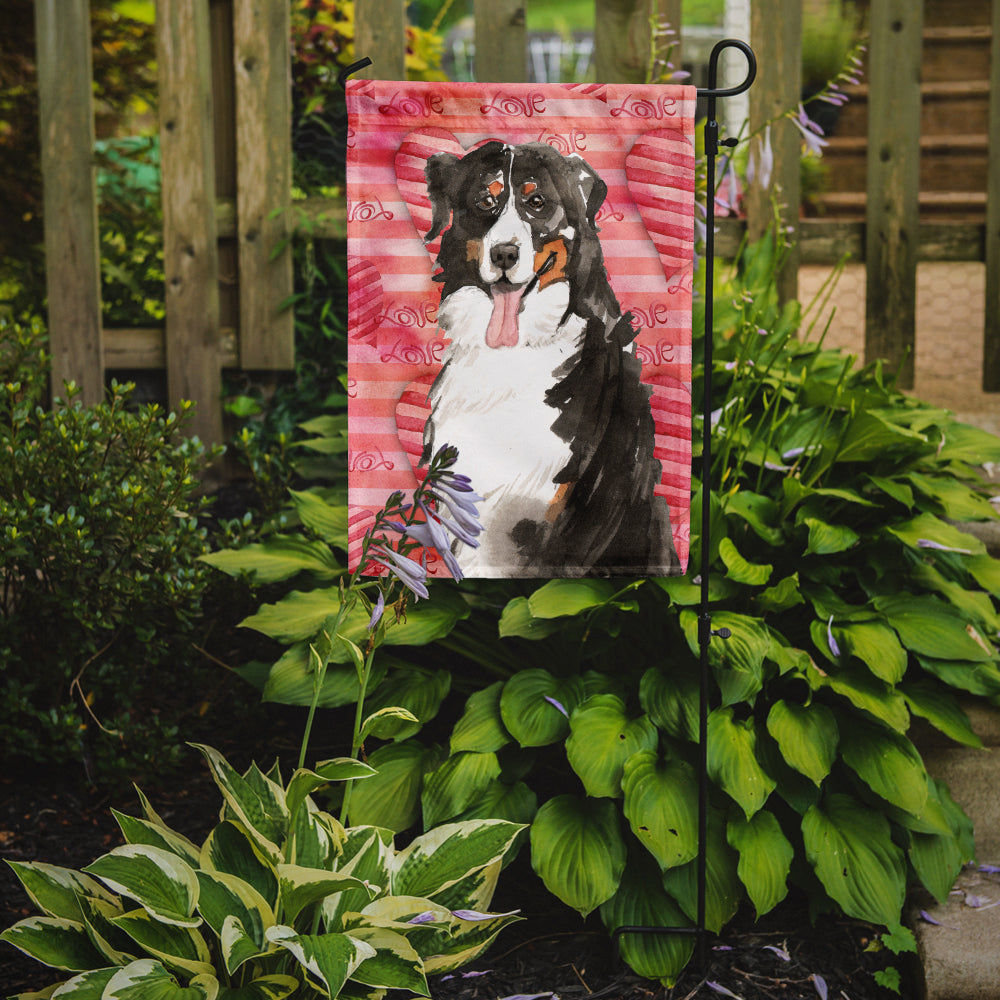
<box><xmin>346</xmin><ymin>80</ymin><xmax>695</xmax><ymax>579</ymax></box>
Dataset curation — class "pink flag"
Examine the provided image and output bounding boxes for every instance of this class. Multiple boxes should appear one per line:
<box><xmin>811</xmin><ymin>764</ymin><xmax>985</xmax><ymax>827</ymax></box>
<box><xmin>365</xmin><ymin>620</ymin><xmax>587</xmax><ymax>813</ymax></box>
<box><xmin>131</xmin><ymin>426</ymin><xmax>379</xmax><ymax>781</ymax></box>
<box><xmin>347</xmin><ymin>81</ymin><xmax>695</xmax><ymax>579</ymax></box>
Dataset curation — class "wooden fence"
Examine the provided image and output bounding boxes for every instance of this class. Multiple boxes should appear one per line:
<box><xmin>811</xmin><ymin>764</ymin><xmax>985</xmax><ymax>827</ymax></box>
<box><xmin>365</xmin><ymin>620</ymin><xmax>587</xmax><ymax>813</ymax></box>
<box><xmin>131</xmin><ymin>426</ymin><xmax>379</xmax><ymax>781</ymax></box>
<box><xmin>33</xmin><ymin>0</ymin><xmax>1000</xmax><ymax>444</ymax></box>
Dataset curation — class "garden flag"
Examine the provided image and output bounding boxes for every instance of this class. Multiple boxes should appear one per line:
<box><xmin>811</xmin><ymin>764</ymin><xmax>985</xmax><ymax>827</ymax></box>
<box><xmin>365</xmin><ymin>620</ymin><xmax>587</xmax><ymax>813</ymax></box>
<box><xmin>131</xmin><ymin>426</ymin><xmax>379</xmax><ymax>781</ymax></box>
<box><xmin>346</xmin><ymin>80</ymin><xmax>696</xmax><ymax>579</ymax></box>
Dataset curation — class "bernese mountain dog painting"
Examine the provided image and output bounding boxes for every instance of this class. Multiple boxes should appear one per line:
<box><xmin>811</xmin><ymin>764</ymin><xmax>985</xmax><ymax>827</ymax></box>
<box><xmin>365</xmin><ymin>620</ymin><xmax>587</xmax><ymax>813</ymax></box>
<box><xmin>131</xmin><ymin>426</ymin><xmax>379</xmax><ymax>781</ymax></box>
<box><xmin>420</xmin><ymin>141</ymin><xmax>679</xmax><ymax>578</ymax></box>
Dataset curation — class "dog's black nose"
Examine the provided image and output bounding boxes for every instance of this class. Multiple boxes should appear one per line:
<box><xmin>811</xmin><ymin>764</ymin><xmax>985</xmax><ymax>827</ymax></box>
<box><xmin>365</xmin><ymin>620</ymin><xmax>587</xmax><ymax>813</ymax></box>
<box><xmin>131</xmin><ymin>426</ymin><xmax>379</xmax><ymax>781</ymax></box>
<box><xmin>490</xmin><ymin>243</ymin><xmax>520</xmax><ymax>272</ymax></box>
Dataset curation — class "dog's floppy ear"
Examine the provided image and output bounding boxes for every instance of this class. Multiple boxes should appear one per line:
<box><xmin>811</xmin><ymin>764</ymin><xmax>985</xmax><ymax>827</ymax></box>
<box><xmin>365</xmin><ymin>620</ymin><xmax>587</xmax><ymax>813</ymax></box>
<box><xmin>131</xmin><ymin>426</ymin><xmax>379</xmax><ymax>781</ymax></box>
<box><xmin>424</xmin><ymin>151</ymin><xmax>461</xmax><ymax>244</ymax></box>
<box><xmin>570</xmin><ymin>155</ymin><xmax>607</xmax><ymax>229</ymax></box>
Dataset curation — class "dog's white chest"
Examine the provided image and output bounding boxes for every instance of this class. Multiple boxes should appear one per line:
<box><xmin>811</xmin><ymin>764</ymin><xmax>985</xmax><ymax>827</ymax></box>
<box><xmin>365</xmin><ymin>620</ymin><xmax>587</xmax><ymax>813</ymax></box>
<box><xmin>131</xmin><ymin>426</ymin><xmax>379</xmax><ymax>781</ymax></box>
<box><xmin>428</xmin><ymin>285</ymin><xmax>584</xmax><ymax>516</ymax></box>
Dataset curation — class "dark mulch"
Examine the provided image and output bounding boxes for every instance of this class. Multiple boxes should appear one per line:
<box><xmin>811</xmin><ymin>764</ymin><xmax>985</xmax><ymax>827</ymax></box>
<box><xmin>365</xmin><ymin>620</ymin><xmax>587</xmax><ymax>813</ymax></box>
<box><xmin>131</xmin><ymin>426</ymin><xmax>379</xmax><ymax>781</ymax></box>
<box><xmin>1</xmin><ymin>748</ymin><xmax>915</xmax><ymax>1000</ymax></box>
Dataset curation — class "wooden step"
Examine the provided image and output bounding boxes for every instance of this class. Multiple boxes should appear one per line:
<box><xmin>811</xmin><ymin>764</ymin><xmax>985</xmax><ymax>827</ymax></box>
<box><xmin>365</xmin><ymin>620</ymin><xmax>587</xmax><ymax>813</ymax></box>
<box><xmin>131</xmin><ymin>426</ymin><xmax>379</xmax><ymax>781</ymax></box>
<box><xmin>822</xmin><ymin>134</ymin><xmax>989</xmax><ymax>193</ymax></box>
<box><xmin>813</xmin><ymin>190</ymin><xmax>987</xmax><ymax>222</ymax></box>
<box><xmin>922</xmin><ymin>25</ymin><xmax>993</xmax><ymax>83</ymax></box>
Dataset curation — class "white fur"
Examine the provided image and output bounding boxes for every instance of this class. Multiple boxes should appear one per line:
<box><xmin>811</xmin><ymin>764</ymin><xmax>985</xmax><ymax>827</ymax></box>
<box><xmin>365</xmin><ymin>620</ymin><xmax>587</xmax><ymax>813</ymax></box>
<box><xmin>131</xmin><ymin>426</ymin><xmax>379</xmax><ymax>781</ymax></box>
<box><xmin>479</xmin><ymin>194</ymin><xmax>536</xmax><ymax>285</ymax></box>
<box><xmin>429</xmin><ymin>282</ymin><xmax>585</xmax><ymax>573</ymax></box>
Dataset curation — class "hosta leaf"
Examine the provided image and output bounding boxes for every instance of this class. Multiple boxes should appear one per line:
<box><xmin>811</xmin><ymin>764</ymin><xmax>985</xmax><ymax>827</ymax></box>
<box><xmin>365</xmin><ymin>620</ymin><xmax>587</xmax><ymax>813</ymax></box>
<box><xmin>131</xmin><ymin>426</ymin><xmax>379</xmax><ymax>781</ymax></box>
<box><xmin>724</xmin><ymin>490</ymin><xmax>784</xmax><ymax>545</ymax></box>
<box><xmin>802</xmin><ymin>517</ymin><xmax>859</xmax><ymax>556</ymax></box>
<box><xmin>499</xmin><ymin>670</ymin><xmax>585</xmax><ymax>747</ymax></box>
<box><xmin>901</xmin><ymin>680</ymin><xmax>982</xmax><ymax>748</ymax></box>
<box><xmin>727</xmin><ymin>811</ymin><xmax>793</xmax><ymax>917</ymax></box>
<box><xmin>393</xmin><ymin>820</ymin><xmax>524</xmax><ymax>900</ymax></box>
<box><xmin>935</xmin><ymin>421</ymin><xmax>1000</xmax><ymax>464</ymax></box>
<box><xmin>681</xmin><ymin>610</ymin><xmax>770</xmax><ymax>706</ymax></box>
<box><xmin>75</xmin><ymin>894</ymin><xmax>135</xmax><ymax>967</ymax></box>
<box><xmin>265</xmin><ymin>926</ymin><xmax>375</xmax><ymax>997</ymax></box>
<box><xmin>660</xmin><ymin>811</ymin><xmax>741</xmax><ymax>933</ymax></box>
<box><xmin>276</xmin><ymin>865</ymin><xmax>374</xmax><ymax>925</ymax></box>
<box><xmin>639</xmin><ymin>664</ymin><xmax>699</xmax><ymax>743</ymax></box>
<box><xmin>621</xmin><ymin>751</ymin><xmax>699</xmax><ymax>870</ymax></box>
<box><xmin>285</xmin><ymin>759</ymin><xmax>376</xmax><ymax>822</ymax></box>
<box><xmin>802</xmin><ymin>793</ymin><xmax>906</xmax><ymax>926</ymax></box>
<box><xmin>288</xmin><ymin>488</ymin><xmax>348</xmax><ymax>544</ymax></box>
<box><xmin>966</xmin><ymin>553</ymin><xmax>1000</xmax><ymax>597</ymax></box>
<box><xmin>566</xmin><ymin>695</ymin><xmax>658</xmax><ymax>798</ymax></box>
<box><xmin>599</xmin><ymin>853</ymin><xmax>694</xmax><ymax>987</ymax></box>
<box><xmin>755</xmin><ymin>573</ymin><xmax>805</xmax><ymax>614</ymax></box>
<box><xmin>103</xmin><ymin>959</ymin><xmax>218</xmax><ymax>1000</ymax></box>
<box><xmin>195</xmin><ymin>871</ymin><xmax>273</xmax><ymax>973</ymax></box>
<box><xmin>362</xmin><ymin>667</ymin><xmax>451</xmax><ymax>740</ymax></box>
<box><xmin>718</xmin><ymin>537</ymin><xmax>772</xmax><ymax>586</ymax></box>
<box><xmin>497</xmin><ymin>597</ymin><xmax>564</xmax><ymax>639</ymax></box>
<box><xmin>765</xmin><ymin>700</ymin><xmax>838</xmax><ymax>786</ymax></box>
<box><xmin>909</xmin><ymin>829</ymin><xmax>965</xmax><ymax>905</ymax></box>
<box><xmin>707</xmin><ymin>708</ymin><xmax>776</xmax><ymax>818</ymax></box>
<box><xmin>261</xmin><ymin>643</ymin><xmax>387</xmax><ymax>709</ymax></box>
<box><xmin>421</xmin><ymin>751</ymin><xmax>502</xmax><ymax>828</ymax></box>
<box><xmin>111</xmin><ymin>909</ymin><xmax>214</xmax><ymax>978</ymax></box>
<box><xmin>46</xmin><ymin>967</ymin><xmax>118</xmax><ymax>998</ymax></box>
<box><xmin>875</xmin><ymin>594</ymin><xmax>995</xmax><ymax>662</ymax></box>
<box><xmin>906</xmin><ymin>472</ymin><xmax>998</xmax><ymax>522</ymax></box>
<box><xmin>529</xmin><ymin>795</ymin><xmax>626</xmax><ymax>917</ymax></box>
<box><xmin>808</xmin><ymin>661</ymin><xmax>910</xmax><ymax>732</ymax></box>
<box><xmin>360</xmin><ymin>706</ymin><xmax>421</xmax><ymax>742</ymax></box>
<box><xmin>322</xmin><ymin>830</ymin><xmax>394</xmax><ymax>931</ymax></box>
<box><xmin>916</xmin><ymin>655</ymin><xmax>1000</xmax><ymax>697</ymax></box>
<box><xmin>346</xmin><ymin>926</ymin><xmax>428</xmax><ymax>994</ymax></box>
<box><xmin>453</xmin><ymin>779</ymin><xmax>538</xmax><ymax>827</ymax></box>
<box><xmin>910</xmin><ymin>562</ymin><xmax>1000</xmax><ymax>633</ymax></box>
<box><xmin>0</xmin><ymin>917</ymin><xmax>106</xmax><ymax>971</ymax></box>
<box><xmin>423</xmin><ymin>907</ymin><xmax>522</xmax><ymax>974</ymax></box>
<box><xmin>838</xmin><ymin>718</ymin><xmax>929</xmax><ymax>816</ymax></box>
<box><xmin>834</xmin><ymin>410</ymin><xmax>927</xmax><ymax>463</ymax></box>
<box><xmin>200</xmin><ymin>535</ymin><xmax>341</xmax><ymax>584</ymax></box>
<box><xmin>216</xmin><ymin>976</ymin><xmax>299</xmax><ymax>1000</ymax></box>
<box><xmin>887</xmin><ymin>511</ymin><xmax>985</xmax><ymax>556</ymax></box>
<box><xmin>191</xmin><ymin>746</ymin><xmax>287</xmax><ymax>862</ymax></box>
<box><xmin>832</xmin><ymin>621</ymin><xmax>907</xmax><ymax>684</ymax></box>
<box><xmin>83</xmin><ymin>846</ymin><xmax>200</xmax><ymax>928</ymax></box>
<box><xmin>450</xmin><ymin>682</ymin><xmax>511</xmax><ymax>754</ymax></box>
<box><xmin>5</xmin><ymin>862</ymin><xmax>117</xmax><ymax>923</ymax></box>
<box><xmin>112</xmin><ymin>813</ymin><xmax>201</xmax><ymax>868</ymax></box>
<box><xmin>347</xmin><ymin>740</ymin><xmax>442</xmax><ymax>832</ymax></box>
<box><xmin>527</xmin><ymin>578</ymin><xmax>617</xmax><ymax>618</ymax></box>
<box><xmin>200</xmin><ymin>822</ymin><xmax>278</xmax><ymax>910</ymax></box>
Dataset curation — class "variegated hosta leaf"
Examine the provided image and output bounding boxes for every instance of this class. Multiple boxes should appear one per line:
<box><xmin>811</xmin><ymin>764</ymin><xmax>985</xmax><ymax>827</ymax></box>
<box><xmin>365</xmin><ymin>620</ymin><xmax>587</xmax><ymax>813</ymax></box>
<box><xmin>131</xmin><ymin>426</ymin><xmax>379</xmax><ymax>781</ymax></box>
<box><xmin>345</xmin><ymin>926</ymin><xmax>429</xmax><ymax>995</ymax></box>
<box><xmin>529</xmin><ymin>795</ymin><xmax>626</xmax><ymax>917</ymax></box>
<box><xmin>421</xmin><ymin>751</ymin><xmax>502</xmax><ymax>829</ymax></box>
<box><xmin>45</xmin><ymin>966</ymin><xmax>118</xmax><ymax>997</ymax></box>
<box><xmin>77</xmin><ymin>894</ymin><xmax>136</xmax><ymax>966</ymax></box>
<box><xmin>391</xmin><ymin>820</ymin><xmax>524</xmax><ymax>901</ymax></box>
<box><xmin>566</xmin><ymin>695</ymin><xmax>658</xmax><ymax>799</ymax></box>
<box><xmin>706</xmin><ymin>707</ymin><xmax>776</xmax><ymax>819</ymax></box>
<box><xmin>802</xmin><ymin>793</ymin><xmax>906</xmax><ymax>926</ymax></box>
<box><xmin>323</xmin><ymin>829</ymin><xmax>393</xmax><ymax>931</ymax></box>
<box><xmin>265</xmin><ymin>926</ymin><xmax>375</xmax><ymax>998</ymax></box>
<box><xmin>83</xmin><ymin>846</ymin><xmax>200</xmax><ymax>928</ymax></box>
<box><xmin>765</xmin><ymin>700</ymin><xmax>838</xmax><ymax>786</ymax></box>
<box><xmin>421</xmin><ymin>906</ymin><xmax>523</xmax><ymax>975</ymax></box>
<box><xmin>499</xmin><ymin>669</ymin><xmax>585</xmax><ymax>747</ymax></box>
<box><xmin>285</xmin><ymin>760</ymin><xmax>375</xmax><ymax>823</ymax></box>
<box><xmin>277</xmin><ymin>864</ymin><xmax>375</xmax><ymax>925</ymax></box>
<box><xmin>727</xmin><ymin>810</ymin><xmax>793</xmax><ymax>917</ymax></box>
<box><xmin>599</xmin><ymin>853</ymin><xmax>694</xmax><ymax>987</ymax></box>
<box><xmin>0</xmin><ymin>916</ymin><xmax>107</xmax><ymax>971</ymax></box>
<box><xmin>288</xmin><ymin>802</ymin><xmax>344</xmax><ymax>870</ymax></box>
<box><xmin>424</xmin><ymin>859</ymin><xmax>502</xmax><ymax>916</ymax></box>
<box><xmin>347</xmin><ymin>740</ymin><xmax>442</xmax><ymax>832</ymax></box>
<box><xmin>838</xmin><ymin>718</ymin><xmax>929</xmax><ymax>817</ymax></box>
<box><xmin>190</xmin><ymin>745</ymin><xmax>287</xmax><ymax>863</ymax></box>
<box><xmin>4</xmin><ymin>862</ymin><xmax>118</xmax><ymax>922</ymax></box>
<box><xmin>102</xmin><ymin>958</ymin><xmax>218</xmax><ymax>999</ymax></box>
<box><xmin>661</xmin><ymin>811</ymin><xmax>742</xmax><ymax>934</ymax></box>
<box><xmin>112</xmin><ymin>810</ymin><xmax>202</xmax><ymax>868</ymax></box>
<box><xmin>214</xmin><ymin>975</ymin><xmax>299</xmax><ymax>1000</ymax></box>
<box><xmin>450</xmin><ymin>681</ymin><xmax>511</xmax><ymax>754</ymax></box>
<box><xmin>621</xmin><ymin>751</ymin><xmax>699</xmax><ymax>871</ymax></box>
<box><xmin>195</xmin><ymin>871</ymin><xmax>274</xmax><ymax>974</ymax></box>
<box><xmin>110</xmin><ymin>908</ymin><xmax>214</xmax><ymax>978</ymax></box>
<box><xmin>200</xmin><ymin>822</ymin><xmax>278</xmax><ymax>910</ymax></box>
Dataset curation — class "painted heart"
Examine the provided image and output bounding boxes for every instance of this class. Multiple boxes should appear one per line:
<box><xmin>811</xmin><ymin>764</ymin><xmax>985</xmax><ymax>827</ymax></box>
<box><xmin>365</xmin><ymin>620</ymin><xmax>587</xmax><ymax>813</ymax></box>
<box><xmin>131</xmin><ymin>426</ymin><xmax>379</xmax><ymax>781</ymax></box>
<box><xmin>394</xmin><ymin>373</ymin><xmax>435</xmax><ymax>484</ymax></box>
<box><xmin>624</xmin><ymin>128</ymin><xmax>697</xmax><ymax>281</ymax></box>
<box><xmin>347</xmin><ymin>257</ymin><xmax>383</xmax><ymax>346</ymax></box>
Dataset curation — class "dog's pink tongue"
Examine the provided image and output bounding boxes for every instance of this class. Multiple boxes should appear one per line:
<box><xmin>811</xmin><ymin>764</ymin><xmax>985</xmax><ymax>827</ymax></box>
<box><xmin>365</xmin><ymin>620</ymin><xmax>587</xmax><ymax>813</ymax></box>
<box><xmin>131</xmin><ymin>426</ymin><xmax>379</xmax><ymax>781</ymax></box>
<box><xmin>485</xmin><ymin>284</ymin><xmax>526</xmax><ymax>348</ymax></box>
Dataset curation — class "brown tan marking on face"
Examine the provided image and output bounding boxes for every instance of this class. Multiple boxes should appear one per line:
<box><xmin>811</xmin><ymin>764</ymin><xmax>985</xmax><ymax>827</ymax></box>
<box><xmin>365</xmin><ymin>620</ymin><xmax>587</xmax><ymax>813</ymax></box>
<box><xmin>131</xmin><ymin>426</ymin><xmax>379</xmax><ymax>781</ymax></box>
<box><xmin>533</xmin><ymin>238</ymin><xmax>569</xmax><ymax>291</ymax></box>
<box><xmin>522</xmin><ymin>181</ymin><xmax>538</xmax><ymax>195</ymax></box>
<box><xmin>466</xmin><ymin>238</ymin><xmax>484</xmax><ymax>263</ymax></box>
<box><xmin>488</xmin><ymin>180</ymin><xmax>504</xmax><ymax>197</ymax></box>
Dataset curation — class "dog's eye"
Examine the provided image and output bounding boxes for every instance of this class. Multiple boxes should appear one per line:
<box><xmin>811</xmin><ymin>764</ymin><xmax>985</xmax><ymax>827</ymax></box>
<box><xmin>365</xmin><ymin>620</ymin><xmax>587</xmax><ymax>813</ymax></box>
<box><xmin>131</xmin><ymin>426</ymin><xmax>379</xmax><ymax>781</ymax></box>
<box><xmin>477</xmin><ymin>193</ymin><xmax>498</xmax><ymax>212</ymax></box>
<box><xmin>526</xmin><ymin>193</ymin><xmax>546</xmax><ymax>211</ymax></box>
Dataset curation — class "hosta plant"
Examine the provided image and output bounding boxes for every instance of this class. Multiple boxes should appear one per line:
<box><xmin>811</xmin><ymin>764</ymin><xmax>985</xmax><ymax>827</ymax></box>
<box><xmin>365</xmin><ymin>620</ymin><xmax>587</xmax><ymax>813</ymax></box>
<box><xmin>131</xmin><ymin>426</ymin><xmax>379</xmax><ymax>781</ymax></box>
<box><xmin>1</xmin><ymin>744</ymin><xmax>523</xmax><ymax>999</ymax></box>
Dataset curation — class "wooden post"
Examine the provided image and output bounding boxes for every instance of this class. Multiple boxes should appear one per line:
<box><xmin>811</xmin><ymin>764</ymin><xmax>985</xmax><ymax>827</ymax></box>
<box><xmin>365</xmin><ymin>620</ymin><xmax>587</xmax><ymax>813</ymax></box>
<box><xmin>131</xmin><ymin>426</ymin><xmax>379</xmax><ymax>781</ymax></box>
<box><xmin>746</xmin><ymin>0</ymin><xmax>801</xmax><ymax>305</ymax></box>
<box><xmin>474</xmin><ymin>0</ymin><xmax>527</xmax><ymax>83</ymax></box>
<box><xmin>355</xmin><ymin>0</ymin><xmax>406</xmax><ymax>81</ymax></box>
<box><xmin>983</xmin><ymin>0</ymin><xmax>1000</xmax><ymax>390</ymax></box>
<box><xmin>34</xmin><ymin>0</ymin><xmax>104</xmax><ymax>405</ymax></box>
<box><xmin>864</xmin><ymin>0</ymin><xmax>923</xmax><ymax>389</ymax></box>
<box><xmin>157</xmin><ymin>0</ymin><xmax>223</xmax><ymax>444</ymax></box>
<box><xmin>233</xmin><ymin>0</ymin><xmax>294</xmax><ymax>370</ymax></box>
<box><xmin>595</xmin><ymin>0</ymin><xmax>668</xmax><ymax>84</ymax></box>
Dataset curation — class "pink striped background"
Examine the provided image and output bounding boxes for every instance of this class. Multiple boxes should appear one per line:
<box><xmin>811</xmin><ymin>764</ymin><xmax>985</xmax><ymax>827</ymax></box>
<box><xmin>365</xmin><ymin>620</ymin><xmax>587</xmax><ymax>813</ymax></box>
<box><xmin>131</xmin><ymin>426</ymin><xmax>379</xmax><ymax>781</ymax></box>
<box><xmin>347</xmin><ymin>81</ymin><xmax>696</xmax><ymax>576</ymax></box>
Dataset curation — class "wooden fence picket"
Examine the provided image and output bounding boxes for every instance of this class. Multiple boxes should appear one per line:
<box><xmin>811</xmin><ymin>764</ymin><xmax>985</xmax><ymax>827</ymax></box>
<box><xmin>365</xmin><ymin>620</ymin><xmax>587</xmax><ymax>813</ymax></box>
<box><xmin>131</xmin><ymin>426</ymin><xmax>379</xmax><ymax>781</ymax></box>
<box><xmin>984</xmin><ymin>0</ymin><xmax>1000</xmax><ymax>390</ymax></box>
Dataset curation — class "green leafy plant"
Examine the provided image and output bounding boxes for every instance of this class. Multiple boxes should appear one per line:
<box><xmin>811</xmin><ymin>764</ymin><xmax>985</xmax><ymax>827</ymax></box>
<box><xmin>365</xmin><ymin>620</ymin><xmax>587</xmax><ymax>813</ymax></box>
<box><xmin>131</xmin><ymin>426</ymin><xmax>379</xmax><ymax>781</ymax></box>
<box><xmin>0</xmin><ymin>317</ymin><xmax>220</xmax><ymax>783</ymax></box>
<box><xmin>324</xmin><ymin>233</ymin><xmax>997</xmax><ymax>984</ymax></box>
<box><xmin>1</xmin><ymin>743</ymin><xmax>524</xmax><ymax>998</ymax></box>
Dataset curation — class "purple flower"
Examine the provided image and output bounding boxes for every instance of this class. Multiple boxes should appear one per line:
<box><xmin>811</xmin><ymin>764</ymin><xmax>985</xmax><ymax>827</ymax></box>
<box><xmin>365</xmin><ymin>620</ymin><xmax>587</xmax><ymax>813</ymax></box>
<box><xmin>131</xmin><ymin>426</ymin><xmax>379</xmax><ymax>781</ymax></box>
<box><xmin>917</xmin><ymin>538</ymin><xmax>973</xmax><ymax>554</ymax></box>
<box><xmin>451</xmin><ymin>908</ymin><xmax>520</xmax><ymax>921</ymax></box>
<box><xmin>747</xmin><ymin>125</ymin><xmax>774</xmax><ymax>191</ymax></box>
<box><xmin>544</xmin><ymin>695</ymin><xmax>569</xmax><ymax>718</ymax></box>
<box><xmin>791</xmin><ymin>104</ymin><xmax>828</xmax><ymax>156</ymax></box>
<box><xmin>407</xmin><ymin>911</ymin><xmax>438</xmax><ymax>925</ymax></box>
<box><xmin>706</xmin><ymin>983</ymin><xmax>742</xmax><ymax>999</ymax></box>
<box><xmin>428</xmin><ymin>478</ymin><xmax>484</xmax><ymax>538</ymax></box>
<box><xmin>367</xmin><ymin>590</ymin><xmax>385</xmax><ymax>630</ymax></box>
<box><xmin>369</xmin><ymin>544</ymin><xmax>429</xmax><ymax>600</ymax></box>
<box><xmin>812</xmin><ymin>974</ymin><xmax>828</xmax><ymax>1000</ymax></box>
<box><xmin>827</xmin><ymin>616</ymin><xmax>841</xmax><ymax>658</ymax></box>
<box><xmin>399</xmin><ymin>507</ymin><xmax>464</xmax><ymax>581</ymax></box>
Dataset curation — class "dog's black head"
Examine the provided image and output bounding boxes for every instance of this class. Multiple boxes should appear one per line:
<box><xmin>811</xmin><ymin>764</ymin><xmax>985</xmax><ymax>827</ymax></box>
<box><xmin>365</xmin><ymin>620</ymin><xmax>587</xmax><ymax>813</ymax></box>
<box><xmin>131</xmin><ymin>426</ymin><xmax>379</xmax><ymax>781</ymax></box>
<box><xmin>424</xmin><ymin>141</ymin><xmax>610</xmax><ymax>303</ymax></box>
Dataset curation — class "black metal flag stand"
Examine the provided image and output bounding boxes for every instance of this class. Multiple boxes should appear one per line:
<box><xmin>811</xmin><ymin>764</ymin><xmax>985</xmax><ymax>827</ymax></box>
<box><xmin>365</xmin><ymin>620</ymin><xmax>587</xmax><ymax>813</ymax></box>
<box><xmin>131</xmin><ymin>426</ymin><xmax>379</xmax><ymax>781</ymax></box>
<box><xmin>340</xmin><ymin>38</ymin><xmax>758</xmax><ymax>975</ymax></box>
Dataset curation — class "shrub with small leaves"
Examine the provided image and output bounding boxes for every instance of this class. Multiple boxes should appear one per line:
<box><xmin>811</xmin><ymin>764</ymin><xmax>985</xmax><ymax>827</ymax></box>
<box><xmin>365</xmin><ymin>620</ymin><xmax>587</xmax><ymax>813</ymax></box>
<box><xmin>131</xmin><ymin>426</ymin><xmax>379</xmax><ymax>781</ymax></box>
<box><xmin>0</xmin><ymin>317</ymin><xmax>220</xmax><ymax>782</ymax></box>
